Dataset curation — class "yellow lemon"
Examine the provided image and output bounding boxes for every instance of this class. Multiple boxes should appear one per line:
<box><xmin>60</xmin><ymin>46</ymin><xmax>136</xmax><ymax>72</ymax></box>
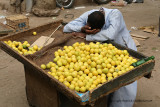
<box><xmin>33</xmin><ymin>32</ymin><xmax>37</xmax><ymax>35</ymax></box>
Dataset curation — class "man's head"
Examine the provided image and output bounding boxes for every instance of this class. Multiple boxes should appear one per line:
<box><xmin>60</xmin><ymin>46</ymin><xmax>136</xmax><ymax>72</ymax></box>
<box><xmin>87</xmin><ymin>11</ymin><xmax>105</xmax><ymax>30</ymax></box>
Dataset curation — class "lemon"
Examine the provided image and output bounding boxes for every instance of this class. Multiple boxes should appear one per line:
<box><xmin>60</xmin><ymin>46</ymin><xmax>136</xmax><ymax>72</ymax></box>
<box><xmin>46</xmin><ymin>63</ymin><xmax>51</xmax><ymax>69</ymax></box>
<box><xmin>80</xmin><ymin>86</ymin><xmax>86</xmax><ymax>93</ymax></box>
<box><xmin>67</xmin><ymin>76</ymin><xmax>73</xmax><ymax>82</ymax></box>
<box><xmin>18</xmin><ymin>46</ymin><xmax>23</xmax><ymax>51</ymax></box>
<box><xmin>33</xmin><ymin>45</ymin><xmax>38</xmax><ymax>51</ymax></box>
<box><xmin>113</xmin><ymin>72</ymin><xmax>118</xmax><ymax>77</ymax></box>
<box><xmin>33</xmin><ymin>32</ymin><xmax>37</xmax><ymax>35</ymax></box>
<box><xmin>64</xmin><ymin>71</ymin><xmax>70</xmax><ymax>77</ymax></box>
<box><xmin>91</xmin><ymin>84</ymin><xmax>96</xmax><ymax>89</ymax></box>
<box><xmin>101</xmin><ymin>74</ymin><xmax>106</xmax><ymax>77</ymax></box>
<box><xmin>26</xmin><ymin>43</ymin><xmax>30</xmax><ymax>47</ymax></box>
<box><xmin>69</xmin><ymin>84</ymin><xmax>75</xmax><ymax>90</ymax></box>
<box><xmin>118</xmin><ymin>71</ymin><xmax>122</xmax><ymax>75</ymax></box>
<box><xmin>75</xmin><ymin>86</ymin><xmax>80</xmax><ymax>92</ymax></box>
<box><xmin>4</xmin><ymin>41</ymin><xmax>8</xmax><ymax>44</ymax></box>
<box><xmin>41</xmin><ymin>64</ymin><xmax>46</xmax><ymax>70</ymax></box>
<box><xmin>108</xmin><ymin>77</ymin><xmax>113</xmax><ymax>81</ymax></box>
<box><xmin>84</xmin><ymin>69</ymin><xmax>90</xmax><ymax>74</ymax></box>
<box><xmin>78</xmin><ymin>81</ymin><xmax>84</xmax><ymax>87</ymax></box>
<box><xmin>102</xmin><ymin>68</ymin><xmax>109</xmax><ymax>74</ymax></box>
<box><xmin>92</xmin><ymin>71</ymin><xmax>98</xmax><ymax>76</ymax></box>
<box><xmin>101</xmin><ymin>79</ymin><xmax>107</xmax><ymax>83</ymax></box>
<box><xmin>97</xmin><ymin>69</ymin><xmax>102</xmax><ymax>74</ymax></box>
<box><xmin>107</xmin><ymin>73</ymin><xmax>112</xmax><ymax>77</ymax></box>
<box><xmin>64</xmin><ymin>81</ymin><xmax>70</xmax><ymax>87</ymax></box>
<box><xmin>109</xmin><ymin>68</ymin><xmax>114</xmax><ymax>73</ymax></box>
<box><xmin>106</xmin><ymin>64</ymin><xmax>112</xmax><ymax>69</ymax></box>
<box><xmin>59</xmin><ymin>78</ymin><xmax>64</xmax><ymax>83</ymax></box>
<box><xmin>71</xmin><ymin>71</ymin><xmax>78</xmax><ymax>78</ymax></box>
<box><xmin>88</xmin><ymin>73</ymin><xmax>93</xmax><ymax>78</ymax></box>
<box><xmin>48</xmin><ymin>72</ymin><xmax>51</xmax><ymax>74</ymax></box>
<box><xmin>51</xmin><ymin>73</ymin><xmax>56</xmax><ymax>77</ymax></box>
<box><xmin>129</xmin><ymin>66</ymin><xmax>134</xmax><ymax>70</ymax></box>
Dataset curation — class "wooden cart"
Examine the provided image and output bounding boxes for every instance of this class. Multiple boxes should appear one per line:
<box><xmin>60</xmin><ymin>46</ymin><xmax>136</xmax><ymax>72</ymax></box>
<box><xmin>0</xmin><ymin>20</ymin><xmax>155</xmax><ymax>107</ymax></box>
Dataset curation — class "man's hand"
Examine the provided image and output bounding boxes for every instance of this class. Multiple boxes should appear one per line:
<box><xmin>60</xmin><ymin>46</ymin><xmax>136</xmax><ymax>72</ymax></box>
<box><xmin>81</xmin><ymin>25</ymin><xmax>100</xmax><ymax>34</ymax></box>
<box><xmin>81</xmin><ymin>25</ymin><xmax>91</xmax><ymax>33</ymax></box>
<box><xmin>85</xmin><ymin>29</ymin><xmax>100</xmax><ymax>34</ymax></box>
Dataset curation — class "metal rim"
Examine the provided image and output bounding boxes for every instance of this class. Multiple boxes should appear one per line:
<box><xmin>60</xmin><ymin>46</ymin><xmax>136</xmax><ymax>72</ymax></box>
<box><xmin>98</xmin><ymin>0</ymin><xmax>108</xmax><ymax>2</ymax></box>
<box><xmin>56</xmin><ymin>0</ymin><xmax>73</xmax><ymax>7</ymax></box>
<box><xmin>94</xmin><ymin>0</ymin><xmax>110</xmax><ymax>4</ymax></box>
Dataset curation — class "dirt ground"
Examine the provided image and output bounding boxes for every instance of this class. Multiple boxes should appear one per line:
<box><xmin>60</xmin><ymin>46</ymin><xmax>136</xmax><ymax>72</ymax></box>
<box><xmin>0</xmin><ymin>0</ymin><xmax>160</xmax><ymax>107</ymax></box>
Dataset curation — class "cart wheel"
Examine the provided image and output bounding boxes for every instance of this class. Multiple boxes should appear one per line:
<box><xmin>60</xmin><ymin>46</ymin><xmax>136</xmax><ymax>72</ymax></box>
<box><xmin>56</xmin><ymin>0</ymin><xmax>75</xmax><ymax>9</ymax></box>
<box><xmin>25</xmin><ymin>86</ymin><xmax>36</xmax><ymax>107</ymax></box>
<box><xmin>94</xmin><ymin>0</ymin><xmax>111</xmax><ymax>4</ymax></box>
<box><xmin>125</xmin><ymin>0</ymin><xmax>133</xmax><ymax>4</ymax></box>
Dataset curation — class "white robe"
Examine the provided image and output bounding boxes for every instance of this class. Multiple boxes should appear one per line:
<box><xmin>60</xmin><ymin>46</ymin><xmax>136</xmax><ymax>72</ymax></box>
<box><xmin>63</xmin><ymin>8</ymin><xmax>137</xmax><ymax>107</ymax></box>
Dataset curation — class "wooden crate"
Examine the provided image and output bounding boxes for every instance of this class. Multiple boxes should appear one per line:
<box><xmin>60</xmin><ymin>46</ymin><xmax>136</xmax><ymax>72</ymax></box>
<box><xmin>6</xmin><ymin>15</ymin><xmax>29</xmax><ymax>32</ymax></box>
<box><xmin>0</xmin><ymin>20</ymin><xmax>155</xmax><ymax>106</ymax></box>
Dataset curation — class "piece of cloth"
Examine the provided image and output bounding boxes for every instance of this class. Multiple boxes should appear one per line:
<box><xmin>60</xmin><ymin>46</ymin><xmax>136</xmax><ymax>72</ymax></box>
<box><xmin>63</xmin><ymin>7</ymin><xmax>137</xmax><ymax>107</ymax></box>
<box><xmin>108</xmin><ymin>81</ymin><xmax>137</xmax><ymax>107</ymax></box>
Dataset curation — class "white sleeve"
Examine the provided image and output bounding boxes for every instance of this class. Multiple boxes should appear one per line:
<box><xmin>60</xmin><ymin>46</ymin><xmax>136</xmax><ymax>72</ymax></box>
<box><xmin>63</xmin><ymin>12</ymin><xmax>89</xmax><ymax>33</ymax></box>
<box><xmin>86</xmin><ymin>10</ymin><xmax>122</xmax><ymax>42</ymax></box>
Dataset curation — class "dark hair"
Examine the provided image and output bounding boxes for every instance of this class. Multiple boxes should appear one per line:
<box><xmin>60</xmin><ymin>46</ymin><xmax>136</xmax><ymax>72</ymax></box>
<box><xmin>87</xmin><ymin>11</ymin><xmax>105</xmax><ymax>30</ymax></box>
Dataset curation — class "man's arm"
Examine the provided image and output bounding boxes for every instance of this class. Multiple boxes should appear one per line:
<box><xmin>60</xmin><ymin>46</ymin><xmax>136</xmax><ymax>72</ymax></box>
<box><xmin>86</xmin><ymin>9</ymin><xmax>123</xmax><ymax>42</ymax></box>
<box><xmin>63</xmin><ymin>12</ymin><xmax>90</xmax><ymax>33</ymax></box>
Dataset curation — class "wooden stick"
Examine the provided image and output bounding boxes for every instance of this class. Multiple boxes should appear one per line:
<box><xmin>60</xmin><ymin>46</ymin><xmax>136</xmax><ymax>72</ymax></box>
<box><xmin>131</xmin><ymin>34</ymin><xmax>149</xmax><ymax>39</ymax></box>
<box><xmin>43</xmin><ymin>24</ymin><xmax>62</xmax><ymax>47</ymax></box>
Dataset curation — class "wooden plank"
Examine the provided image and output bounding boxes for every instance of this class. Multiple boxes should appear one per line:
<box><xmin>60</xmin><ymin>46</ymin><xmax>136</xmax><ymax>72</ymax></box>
<box><xmin>132</xmin><ymin>37</ymin><xmax>146</xmax><ymax>41</ymax></box>
<box><xmin>25</xmin><ymin>65</ymin><xmax>59</xmax><ymax>107</ymax></box>
<box><xmin>138</xmin><ymin>26</ymin><xmax>158</xmax><ymax>35</ymax></box>
<box><xmin>59</xmin><ymin>93</ymin><xmax>108</xmax><ymax>107</ymax></box>
<box><xmin>0</xmin><ymin>23</ymin><xmax>14</xmax><ymax>35</ymax></box>
<box><xmin>153</xmin><ymin>30</ymin><xmax>158</xmax><ymax>35</ymax></box>
<box><xmin>6</xmin><ymin>15</ymin><xmax>27</xmax><ymax>21</ymax></box>
<box><xmin>30</xmin><ymin>36</ymin><xmax>55</xmax><ymax>47</ymax></box>
<box><xmin>143</xmin><ymin>28</ymin><xmax>159</xmax><ymax>34</ymax></box>
<box><xmin>133</xmin><ymin>38</ymin><xmax>140</xmax><ymax>47</ymax></box>
<box><xmin>131</xmin><ymin>34</ymin><xmax>149</xmax><ymax>39</ymax></box>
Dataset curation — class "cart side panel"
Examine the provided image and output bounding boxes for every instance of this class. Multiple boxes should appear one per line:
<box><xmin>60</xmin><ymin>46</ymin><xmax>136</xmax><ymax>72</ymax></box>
<box><xmin>24</xmin><ymin>65</ymin><xmax>59</xmax><ymax>107</ymax></box>
<box><xmin>90</xmin><ymin>60</ymin><xmax>155</xmax><ymax>102</ymax></box>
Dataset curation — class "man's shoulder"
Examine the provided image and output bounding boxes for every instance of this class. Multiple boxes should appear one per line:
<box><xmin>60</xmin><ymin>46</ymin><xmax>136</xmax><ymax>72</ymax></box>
<box><xmin>88</xmin><ymin>8</ymin><xmax>120</xmax><ymax>13</ymax></box>
<box><xmin>104</xmin><ymin>8</ymin><xmax>122</xmax><ymax>17</ymax></box>
<box><xmin>103</xmin><ymin>8</ymin><xmax>120</xmax><ymax>13</ymax></box>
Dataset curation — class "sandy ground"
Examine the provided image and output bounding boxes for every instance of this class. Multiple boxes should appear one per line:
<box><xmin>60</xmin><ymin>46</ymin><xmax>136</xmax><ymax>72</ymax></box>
<box><xmin>0</xmin><ymin>0</ymin><xmax>160</xmax><ymax>107</ymax></box>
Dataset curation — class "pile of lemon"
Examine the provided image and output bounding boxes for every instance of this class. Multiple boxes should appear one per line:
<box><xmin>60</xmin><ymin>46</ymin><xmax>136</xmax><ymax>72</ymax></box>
<box><xmin>4</xmin><ymin>40</ymin><xmax>42</xmax><ymax>55</ymax></box>
<box><xmin>41</xmin><ymin>42</ymin><xmax>137</xmax><ymax>93</ymax></box>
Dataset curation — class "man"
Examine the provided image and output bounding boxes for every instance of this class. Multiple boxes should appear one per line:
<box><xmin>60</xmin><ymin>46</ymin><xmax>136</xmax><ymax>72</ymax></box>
<box><xmin>10</xmin><ymin>0</ymin><xmax>24</xmax><ymax>13</ymax></box>
<box><xmin>63</xmin><ymin>7</ymin><xmax>137</xmax><ymax>107</ymax></box>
